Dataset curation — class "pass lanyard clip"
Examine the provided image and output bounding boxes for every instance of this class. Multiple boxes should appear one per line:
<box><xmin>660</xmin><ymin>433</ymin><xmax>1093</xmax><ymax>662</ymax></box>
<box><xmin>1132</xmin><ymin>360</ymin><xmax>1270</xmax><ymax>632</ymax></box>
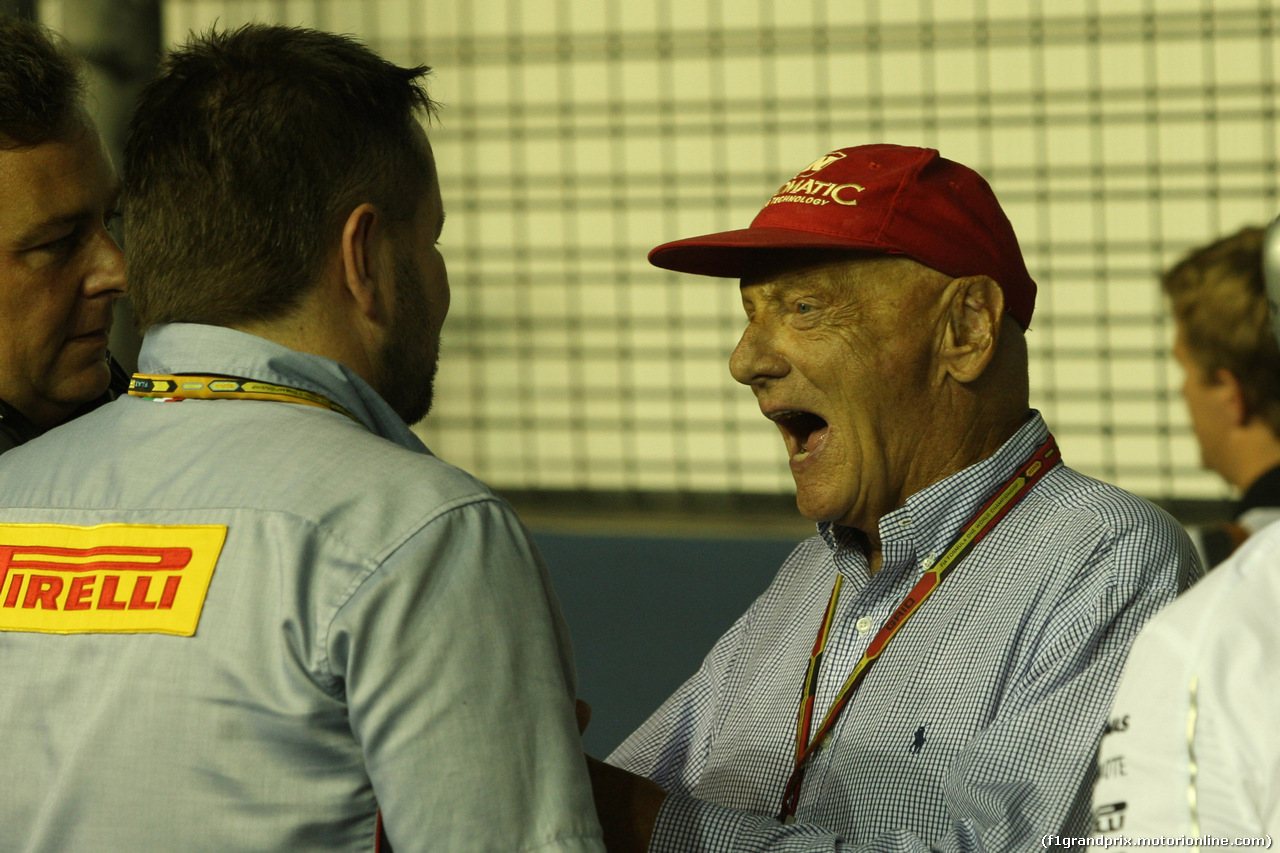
<box><xmin>776</xmin><ymin>435</ymin><xmax>1060</xmax><ymax>822</ymax></box>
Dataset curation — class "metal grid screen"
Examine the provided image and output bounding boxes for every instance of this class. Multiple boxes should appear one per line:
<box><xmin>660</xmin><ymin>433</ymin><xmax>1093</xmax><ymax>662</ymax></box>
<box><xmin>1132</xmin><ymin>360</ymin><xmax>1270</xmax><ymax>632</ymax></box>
<box><xmin>131</xmin><ymin>0</ymin><xmax>1280</xmax><ymax>501</ymax></box>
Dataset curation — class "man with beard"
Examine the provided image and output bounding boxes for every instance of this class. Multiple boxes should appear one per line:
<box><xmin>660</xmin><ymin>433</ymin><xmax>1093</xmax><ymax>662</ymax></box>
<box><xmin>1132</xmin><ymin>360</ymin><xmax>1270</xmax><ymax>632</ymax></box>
<box><xmin>0</xmin><ymin>16</ymin><xmax>128</xmax><ymax>454</ymax></box>
<box><xmin>585</xmin><ymin>145</ymin><xmax>1197</xmax><ymax>852</ymax></box>
<box><xmin>0</xmin><ymin>25</ymin><xmax>603</xmax><ymax>853</ymax></box>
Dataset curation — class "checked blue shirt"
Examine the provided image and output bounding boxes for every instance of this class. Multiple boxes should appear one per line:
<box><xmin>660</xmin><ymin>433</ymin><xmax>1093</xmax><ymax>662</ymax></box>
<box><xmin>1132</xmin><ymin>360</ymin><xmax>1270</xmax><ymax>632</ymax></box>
<box><xmin>608</xmin><ymin>412</ymin><xmax>1200</xmax><ymax>853</ymax></box>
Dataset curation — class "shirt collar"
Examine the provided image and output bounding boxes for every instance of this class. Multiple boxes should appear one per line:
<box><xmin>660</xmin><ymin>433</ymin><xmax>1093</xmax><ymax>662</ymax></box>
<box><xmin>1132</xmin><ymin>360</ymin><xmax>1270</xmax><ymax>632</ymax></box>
<box><xmin>136</xmin><ymin>323</ymin><xmax>430</xmax><ymax>454</ymax></box>
<box><xmin>1238</xmin><ymin>463</ymin><xmax>1280</xmax><ymax>517</ymax></box>
<box><xmin>819</xmin><ymin>411</ymin><xmax>1051</xmax><ymax>580</ymax></box>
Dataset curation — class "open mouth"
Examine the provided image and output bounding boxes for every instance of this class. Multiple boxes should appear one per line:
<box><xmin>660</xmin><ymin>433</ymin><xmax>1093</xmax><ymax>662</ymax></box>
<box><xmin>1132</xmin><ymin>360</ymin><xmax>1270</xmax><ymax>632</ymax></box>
<box><xmin>768</xmin><ymin>410</ymin><xmax>830</xmax><ymax>460</ymax></box>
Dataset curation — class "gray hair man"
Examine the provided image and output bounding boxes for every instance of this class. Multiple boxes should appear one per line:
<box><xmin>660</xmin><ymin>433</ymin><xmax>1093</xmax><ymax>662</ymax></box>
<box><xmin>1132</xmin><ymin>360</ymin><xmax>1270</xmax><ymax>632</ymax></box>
<box><xmin>587</xmin><ymin>144</ymin><xmax>1198</xmax><ymax>853</ymax></box>
<box><xmin>0</xmin><ymin>15</ymin><xmax>126</xmax><ymax>452</ymax></box>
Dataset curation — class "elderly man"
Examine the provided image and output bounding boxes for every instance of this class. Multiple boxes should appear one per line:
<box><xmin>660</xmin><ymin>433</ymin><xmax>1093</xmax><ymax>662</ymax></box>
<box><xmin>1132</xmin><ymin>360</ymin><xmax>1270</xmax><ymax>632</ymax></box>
<box><xmin>0</xmin><ymin>24</ymin><xmax>602</xmax><ymax>853</ymax></box>
<box><xmin>588</xmin><ymin>145</ymin><xmax>1198</xmax><ymax>852</ymax></box>
<box><xmin>0</xmin><ymin>16</ymin><xmax>126</xmax><ymax>453</ymax></box>
<box><xmin>1161</xmin><ymin>227</ymin><xmax>1280</xmax><ymax>567</ymax></box>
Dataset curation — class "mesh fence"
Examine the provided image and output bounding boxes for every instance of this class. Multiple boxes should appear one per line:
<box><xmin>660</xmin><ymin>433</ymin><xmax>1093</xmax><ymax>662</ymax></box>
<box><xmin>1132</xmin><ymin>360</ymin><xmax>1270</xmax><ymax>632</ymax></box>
<box><xmin>124</xmin><ymin>0</ymin><xmax>1280</xmax><ymax>501</ymax></box>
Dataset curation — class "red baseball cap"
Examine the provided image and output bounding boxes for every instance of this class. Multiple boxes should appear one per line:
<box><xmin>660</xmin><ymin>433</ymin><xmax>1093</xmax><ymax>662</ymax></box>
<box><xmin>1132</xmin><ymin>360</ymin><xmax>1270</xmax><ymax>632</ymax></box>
<box><xmin>648</xmin><ymin>144</ymin><xmax>1037</xmax><ymax>329</ymax></box>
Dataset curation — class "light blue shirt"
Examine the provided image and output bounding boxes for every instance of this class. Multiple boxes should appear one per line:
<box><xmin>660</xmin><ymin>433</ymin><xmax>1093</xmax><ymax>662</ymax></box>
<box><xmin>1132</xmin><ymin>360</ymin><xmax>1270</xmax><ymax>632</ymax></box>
<box><xmin>609</xmin><ymin>413</ymin><xmax>1199</xmax><ymax>853</ymax></box>
<box><xmin>0</xmin><ymin>323</ymin><xmax>604</xmax><ymax>853</ymax></box>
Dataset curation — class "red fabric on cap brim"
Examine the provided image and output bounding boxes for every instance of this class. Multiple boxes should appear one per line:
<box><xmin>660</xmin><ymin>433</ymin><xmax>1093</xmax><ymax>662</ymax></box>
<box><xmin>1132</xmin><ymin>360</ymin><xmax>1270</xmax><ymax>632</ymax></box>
<box><xmin>645</xmin><ymin>144</ymin><xmax>1037</xmax><ymax>330</ymax></box>
<box><xmin>648</xmin><ymin>227</ymin><xmax>907</xmax><ymax>279</ymax></box>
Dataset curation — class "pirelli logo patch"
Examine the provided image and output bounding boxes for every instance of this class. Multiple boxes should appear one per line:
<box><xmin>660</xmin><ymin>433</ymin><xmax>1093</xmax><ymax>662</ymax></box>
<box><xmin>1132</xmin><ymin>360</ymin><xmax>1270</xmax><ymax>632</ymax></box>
<box><xmin>0</xmin><ymin>523</ymin><xmax>226</xmax><ymax>636</ymax></box>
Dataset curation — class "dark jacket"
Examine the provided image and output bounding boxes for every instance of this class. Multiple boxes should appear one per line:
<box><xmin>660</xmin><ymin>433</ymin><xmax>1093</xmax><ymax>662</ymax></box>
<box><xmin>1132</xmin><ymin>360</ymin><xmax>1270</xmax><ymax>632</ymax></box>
<box><xmin>0</xmin><ymin>357</ymin><xmax>129</xmax><ymax>454</ymax></box>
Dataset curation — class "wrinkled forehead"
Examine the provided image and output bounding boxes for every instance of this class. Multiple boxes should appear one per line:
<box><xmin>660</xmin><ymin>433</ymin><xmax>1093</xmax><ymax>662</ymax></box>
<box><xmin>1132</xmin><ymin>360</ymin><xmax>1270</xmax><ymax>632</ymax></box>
<box><xmin>742</xmin><ymin>252</ymin><xmax>947</xmax><ymax>302</ymax></box>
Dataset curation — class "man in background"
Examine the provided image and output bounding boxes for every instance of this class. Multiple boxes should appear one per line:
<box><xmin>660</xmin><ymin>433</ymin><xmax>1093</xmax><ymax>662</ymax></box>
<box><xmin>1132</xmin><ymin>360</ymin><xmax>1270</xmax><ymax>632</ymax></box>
<box><xmin>588</xmin><ymin>145</ymin><xmax>1197</xmax><ymax>852</ymax></box>
<box><xmin>0</xmin><ymin>15</ymin><xmax>126</xmax><ymax>453</ymax></box>
<box><xmin>1163</xmin><ymin>226</ymin><xmax>1280</xmax><ymax>567</ymax></box>
<box><xmin>0</xmin><ymin>24</ymin><xmax>603</xmax><ymax>853</ymax></box>
<box><xmin>1088</xmin><ymin>219</ymin><xmax>1280</xmax><ymax>846</ymax></box>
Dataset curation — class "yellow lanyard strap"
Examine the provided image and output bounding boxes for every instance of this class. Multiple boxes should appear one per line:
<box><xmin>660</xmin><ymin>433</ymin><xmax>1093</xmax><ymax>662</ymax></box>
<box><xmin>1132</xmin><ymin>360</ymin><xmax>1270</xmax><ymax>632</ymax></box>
<box><xmin>128</xmin><ymin>374</ymin><xmax>363</xmax><ymax>426</ymax></box>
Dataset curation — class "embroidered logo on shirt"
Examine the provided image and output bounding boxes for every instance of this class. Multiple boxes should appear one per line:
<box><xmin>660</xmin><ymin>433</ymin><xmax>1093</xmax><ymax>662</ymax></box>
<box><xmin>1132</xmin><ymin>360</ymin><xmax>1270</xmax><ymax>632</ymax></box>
<box><xmin>911</xmin><ymin>726</ymin><xmax>927</xmax><ymax>753</ymax></box>
<box><xmin>0</xmin><ymin>523</ymin><xmax>226</xmax><ymax>636</ymax></box>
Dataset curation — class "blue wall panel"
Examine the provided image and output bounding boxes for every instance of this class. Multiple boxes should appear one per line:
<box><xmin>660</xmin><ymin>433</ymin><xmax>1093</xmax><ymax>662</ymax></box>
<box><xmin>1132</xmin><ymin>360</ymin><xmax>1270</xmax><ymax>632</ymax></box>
<box><xmin>534</xmin><ymin>531</ymin><xmax>804</xmax><ymax>757</ymax></box>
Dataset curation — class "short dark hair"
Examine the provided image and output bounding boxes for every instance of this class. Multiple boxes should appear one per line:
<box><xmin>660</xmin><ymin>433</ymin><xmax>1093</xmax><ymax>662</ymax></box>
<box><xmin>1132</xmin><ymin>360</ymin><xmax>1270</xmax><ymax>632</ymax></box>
<box><xmin>0</xmin><ymin>16</ymin><xmax>86</xmax><ymax>148</ymax></box>
<box><xmin>123</xmin><ymin>24</ymin><xmax>437</xmax><ymax>329</ymax></box>
<box><xmin>1163</xmin><ymin>226</ymin><xmax>1280</xmax><ymax>435</ymax></box>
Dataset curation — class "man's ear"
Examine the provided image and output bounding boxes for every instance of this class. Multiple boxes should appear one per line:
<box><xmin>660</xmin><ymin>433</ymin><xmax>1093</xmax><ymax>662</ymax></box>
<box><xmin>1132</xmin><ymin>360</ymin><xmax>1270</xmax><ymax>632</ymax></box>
<box><xmin>940</xmin><ymin>275</ymin><xmax>1003</xmax><ymax>384</ymax></box>
<box><xmin>340</xmin><ymin>203</ymin><xmax>392</xmax><ymax>325</ymax></box>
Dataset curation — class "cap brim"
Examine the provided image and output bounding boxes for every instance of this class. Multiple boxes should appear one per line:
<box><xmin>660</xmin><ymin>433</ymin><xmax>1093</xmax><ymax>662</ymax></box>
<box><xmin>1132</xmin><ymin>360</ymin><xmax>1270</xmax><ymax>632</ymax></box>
<box><xmin>648</xmin><ymin>227</ymin><xmax>897</xmax><ymax>278</ymax></box>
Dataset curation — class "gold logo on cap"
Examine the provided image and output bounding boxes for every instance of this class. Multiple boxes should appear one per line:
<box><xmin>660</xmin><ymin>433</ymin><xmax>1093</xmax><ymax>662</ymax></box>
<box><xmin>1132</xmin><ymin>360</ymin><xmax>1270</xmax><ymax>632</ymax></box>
<box><xmin>796</xmin><ymin>151</ymin><xmax>847</xmax><ymax>177</ymax></box>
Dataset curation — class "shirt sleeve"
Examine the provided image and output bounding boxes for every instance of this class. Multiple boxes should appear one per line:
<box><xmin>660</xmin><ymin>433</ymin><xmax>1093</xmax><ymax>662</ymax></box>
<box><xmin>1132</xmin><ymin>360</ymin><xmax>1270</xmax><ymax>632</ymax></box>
<box><xmin>616</xmin><ymin>520</ymin><xmax>1192</xmax><ymax>853</ymax></box>
<box><xmin>329</xmin><ymin>497</ymin><xmax>605</xmax><ymax>853</ymax></box>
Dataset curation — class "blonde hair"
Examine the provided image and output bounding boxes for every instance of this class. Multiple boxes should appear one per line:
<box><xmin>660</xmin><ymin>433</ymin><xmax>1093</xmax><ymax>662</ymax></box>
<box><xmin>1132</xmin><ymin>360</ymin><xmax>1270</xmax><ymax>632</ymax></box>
<box><xmin>1163</xmin><ymin>226</ymin><xmax>1280</xmax><ymax>435</ymax></box>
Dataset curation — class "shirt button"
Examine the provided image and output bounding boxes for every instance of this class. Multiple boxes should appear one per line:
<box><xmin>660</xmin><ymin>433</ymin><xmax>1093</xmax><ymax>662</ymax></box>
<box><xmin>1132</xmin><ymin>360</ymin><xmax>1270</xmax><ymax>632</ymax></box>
<box><xmin>921</xmin><ymin>552</ymin><xmax>936</xmax><ymax>569</ymax></box>
<box><xmin>855</xmin><ymin>616</ymin><xmax>872</xmax><ymax>635</ymax></box>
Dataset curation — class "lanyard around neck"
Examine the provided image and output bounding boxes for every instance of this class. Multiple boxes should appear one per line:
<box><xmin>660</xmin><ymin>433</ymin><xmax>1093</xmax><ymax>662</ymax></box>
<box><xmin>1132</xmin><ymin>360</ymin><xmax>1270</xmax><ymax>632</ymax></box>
<box><xmin>777</xmin><ymin>435</ymin><xmax>1061</xmax><ymax>823</ymax></box>
<box><xmin>128</xmin><ymin>374</ymin><xmax>363</xmax><ymax>426</ymax></box>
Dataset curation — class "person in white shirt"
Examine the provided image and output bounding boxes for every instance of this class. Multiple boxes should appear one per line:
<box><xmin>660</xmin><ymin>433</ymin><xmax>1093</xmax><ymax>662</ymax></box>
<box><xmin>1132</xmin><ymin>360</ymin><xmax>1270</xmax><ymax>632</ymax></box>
<box><xmin>1088</xmin><ymin>217</ymin><xmax>1280</xmax><ymax>849</ymax></box>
